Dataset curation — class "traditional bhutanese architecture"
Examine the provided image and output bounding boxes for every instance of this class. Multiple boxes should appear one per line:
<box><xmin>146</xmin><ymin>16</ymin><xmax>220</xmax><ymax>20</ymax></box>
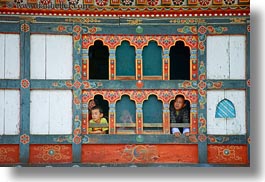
<box><xmin>0</xmin><ymin>0</ymin><xmax>250</xmax><ymax>167</ymax></box>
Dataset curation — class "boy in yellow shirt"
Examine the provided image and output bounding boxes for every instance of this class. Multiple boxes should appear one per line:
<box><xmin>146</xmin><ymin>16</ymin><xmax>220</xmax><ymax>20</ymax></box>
<box><xmin>88</xmin><ymin>106</ymin><xmax>108</xmax><ymax>134</ymax></box>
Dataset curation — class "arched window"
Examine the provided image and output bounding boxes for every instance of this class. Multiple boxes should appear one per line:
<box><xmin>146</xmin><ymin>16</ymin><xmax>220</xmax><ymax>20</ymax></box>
<box><xmin>116</xmin><ymin>95</ymin><xmax>136</xmax><ymax>134</ymax></box>
<box><xmin>142</xmin><ymin>41</ymin><xmax>162</xmax><ymax>80</ymax></box>
<box><xmin>143</xmin><ymin>95</ymin><xmax>163</xmax><ymax>133</ymax></box>
<box><xmin>169</xmin><ymin>41</ymin><xmax>190</xmax><ymax>80</ymax></box>
<box><xmin>89</xmin><ymin>40</ymin><xmax>109</xmax><ymax>80</ymax></box>
<box><xmin>116</xmin><ymin>41</ymin><xmax>136</xmax><ymax>80</ymax></box>
<box><xmin>215</xmin><ymin>99</ymin><xmax>236</xmax><ymax>118</ymax></box>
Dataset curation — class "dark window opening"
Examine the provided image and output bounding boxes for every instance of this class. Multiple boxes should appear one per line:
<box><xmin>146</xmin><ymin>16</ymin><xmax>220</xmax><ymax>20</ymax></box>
<box><xmin>170</xmin><ymin>94</ymin><xmax>191</xmax><ymax>134</ymax></box>
<box><xmin>89</xmin><ymin>40</ymin><xmax>109</xmax><ymax>80</ymax></box>
<box><xmin>169</xmin><ymin>41</ymin><xmax>190</xmax><ymax>80</ymax></box>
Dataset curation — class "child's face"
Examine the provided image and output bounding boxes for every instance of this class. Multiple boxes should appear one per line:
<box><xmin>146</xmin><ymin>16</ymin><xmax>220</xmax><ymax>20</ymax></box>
<box><xmin>174</xmin><ymin>97</ymin><xmax>185</xmax><ymax>111</ymax></box>
<box><xmin>88</xmin><ymin>100</ymin><xmax>96</xmax><ymax>110</ymax></box>
<box><xmin>91</xmin><ymin>109</ymin><xmax>103</xmax><ymax>122</ymax></box>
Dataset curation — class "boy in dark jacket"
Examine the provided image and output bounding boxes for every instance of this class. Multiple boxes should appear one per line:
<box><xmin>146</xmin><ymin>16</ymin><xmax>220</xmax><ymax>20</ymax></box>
<box><xmin>170</xmin><ymin>95</ymin><xmax>190</xmax><ymax>137</ymax></box>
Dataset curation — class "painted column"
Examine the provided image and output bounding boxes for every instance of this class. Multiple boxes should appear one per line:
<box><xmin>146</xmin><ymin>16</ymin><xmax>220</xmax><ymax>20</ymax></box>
<box><xmin>81</xmin><ymin>101</ymin><xmax>88</xmax><ymax>135</ymax></box>
<box><xmin>109</xmin><ymin>103</ymin><xmax>116</xmax><ymax>134</ymax></box>
<box><xmin>136</xmin><ymin>103</ymin><xmax>143</xmax><ymax>134</ymax></box>
<box><xmin>82</xmin><ymin>48</ymin><xmax>89</xmax><ymax>80</ymax></box>
<box><xmin>162</xmin><ymin>49</ymin><xmax>169</xmax><ymax>80</ymax></box>
<box><xmin>19</xmin><ymin>20</ymin><xmax>31</xmax><ymax>163</ymax></box>
<box><xmin>109</xmin><ymin>49</ymin><xmax>116</xmax><ymax>80</ymax></box>
<box><xmin>136</xmin><ymin>49</ymin><xmax>143</xmax><ymax>80</ymax></box>
<box><xmin>197</xmin><ymin>23</ymin><xmax>208</xmax><ymax>163</ymax></box>
<box><xmin>246</xmin><ymin>19</ymin><xmax>251</xmax><ymax>163</ymax></box>
<box><xmin>191</xmin><ymin>48</ymin><xmax>198</xmax><ymax>80</ymax></box>
<box><xmin>162</xmin><ymin>103</ymin><xmax>170</xmax><ymax>134</ymax></box>
<box><xmin>72</xmin><ymin>24</ymin><xmax>83</xmax><ymax>163</ymax></box>
<box><xmin>190</xmin><ymin>103</ymin><xmax>198</xmax><ymax>134</ymax></box>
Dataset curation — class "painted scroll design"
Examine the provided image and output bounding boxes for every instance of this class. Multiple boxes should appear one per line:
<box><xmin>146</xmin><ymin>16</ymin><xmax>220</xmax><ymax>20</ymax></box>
<box><xmin>30</xmin><ymin>145</ymin><xmax>72</xmax><ymax>163</ymax></box>
<box><xmin>121</xmin><ymin>145</ymin><xmax>159</xmax><ymax>162</ymax></box>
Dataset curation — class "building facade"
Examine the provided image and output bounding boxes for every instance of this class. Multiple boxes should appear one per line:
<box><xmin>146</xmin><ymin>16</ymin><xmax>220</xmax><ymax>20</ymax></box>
<box><xmin>0</xmin><ymin>0</ymin><xmax>250</xmax><ymax>166</ymax></box>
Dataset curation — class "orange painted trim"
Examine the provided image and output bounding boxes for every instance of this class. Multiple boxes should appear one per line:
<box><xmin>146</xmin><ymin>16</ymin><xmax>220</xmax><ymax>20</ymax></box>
<box><xmin>0</xmin><ymin>145</ymin><xmax>20</xmax><ymax>164</ymax></box>
<box><xmin>208</xmin><ymin>144</ymin><xmax>248</xmax><ymax>164</ymax></box>
<box><xmin>82</xmin><ymin>144</ymin><xmax>198</xmax><ymax>163</ymax></box>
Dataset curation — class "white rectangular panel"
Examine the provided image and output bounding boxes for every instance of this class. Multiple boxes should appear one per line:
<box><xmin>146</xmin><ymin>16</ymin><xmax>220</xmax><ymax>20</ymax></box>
<box><xmin>225</xmin><ymin>90</ymin><xmax>246</xmax><ymax>135</ymax></box>
<box><xmin>229</xmin><ymin>35</ymin><xmax>246</xmax><ymax>79</ymax></box>
<box><xmin>5</xmin><ymin>34</ymin><xmax>20</xmax><ymax>79</ymax></box>
<box><xmin>207</xmin><ymin>36</ymin><xmax>230</xmax><ymax>79</ymax></box>
<box><xmin>0</xmin><ymin>90</ymin><xmax>5</xmax><ymax>135</ymax></box>
<box><xmin>30</xmin><ymin>90</ymin><xmax>50</xmax><ymax>134</ymax></box>
<box><xmin>0</xmin><ymin>34</ymin><xmax>5</xmax><ymax>79</ymax></box>
<box><xmin>30</xmin><ymin>35</ymin><xmax>46</xmax><ymax>79</ymax></box>
<box><xmin>207</xmin><ymin>90</ymin><xmax>226</xmax><ymax>134</ymax></box>
<box><xmin>4</xmin><ymin>90</ymin><xmax>20</xmax><ymax>134</ymax></box>
<box><xmin>49</xmin><ymin>90</ymin><xmax>72</xmax><ymax>134</ymax></box>
<box><xmin>46</xmin><ymin>35</ymin><xmax>73</xmax><ymax>79</ymax></box>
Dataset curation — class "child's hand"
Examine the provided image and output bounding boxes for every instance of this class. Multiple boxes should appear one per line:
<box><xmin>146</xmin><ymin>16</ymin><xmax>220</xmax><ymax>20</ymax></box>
<box><xmin>184</xmin><ymin>132</ymin><xmax>190</xmax><ymax>136</ymax></box>
<box><xmin>174</xmin><ymin>132</ymin><xmax>181</xmax><ymax>137</ymax></box>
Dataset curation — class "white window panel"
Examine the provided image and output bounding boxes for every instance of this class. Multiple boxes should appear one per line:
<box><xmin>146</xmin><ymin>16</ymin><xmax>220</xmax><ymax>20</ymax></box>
<box><xmin>30</xmin><ymin>90</ymin><xmax>72</xmax><ymax>134</ymax></box>
<box><xmin>207</xmin><ymin>35</ymin><xmax>246</xmax><ymax>80</ymax></box>
<box><xmin>0</xmin><ymin>90</ymin><xmax>20</xmax><ymax>135</ymax></box>
<box><xmin>30</xmin><ymin>34</ymin><xmax>73</xmax><ymax>79</ymax></box>
<box><xmin>0</xmin><ymin>34</ymin><xmax>20</xmax><ymax>79</ymax></box>
<box><xmin>207</xmin><ymin>90</ymin><xmax>246</xmax><ymax>135</ymax></box>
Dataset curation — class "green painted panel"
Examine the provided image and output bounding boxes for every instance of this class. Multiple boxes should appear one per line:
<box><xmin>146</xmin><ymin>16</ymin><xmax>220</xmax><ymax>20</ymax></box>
<box><xmin>143</xmin><ymin>95</ymin><xmax>163</xmax><ymax>132</ymax></box>
<box><xmin>143</xmin><ymin>41</ymin><xmax>162</xmax><ymax>76</ymax></box>
<box><xmin>116</xmin><ymin>41</ymin><xmax>135</xmax><ymax>76</ymax></box>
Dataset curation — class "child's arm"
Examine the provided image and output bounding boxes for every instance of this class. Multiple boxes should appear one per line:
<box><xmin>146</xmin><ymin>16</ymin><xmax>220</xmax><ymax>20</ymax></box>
<box><xmin>88</xmin><ymin>130</ymin><xmax>106</xmax><ymax>134</ymax></box>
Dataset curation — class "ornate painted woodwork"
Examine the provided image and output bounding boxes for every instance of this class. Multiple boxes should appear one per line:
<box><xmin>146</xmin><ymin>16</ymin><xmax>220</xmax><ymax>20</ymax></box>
<box><xmin>0</xmin><ymin>0</ymin><xmax>250</xmax><ymax>167</ymax></box>
<box><xmin>208</xmin><ymin>145</ymin><xmax>248</xmax><ymax>164</ymax></box>
<box><xmin>29</xmin><ymin>144</ymin><xmax>72</xmax><ymax>164</ymax></box>
<box><xmin>0</xmin><ymin>145</ymin><xmax>20</xmax><ymax>164</ymax></box>
<box><xmin>82</xmin><ymin>144</ymin><xmax>198</xmax><ymax>163</ymax></box>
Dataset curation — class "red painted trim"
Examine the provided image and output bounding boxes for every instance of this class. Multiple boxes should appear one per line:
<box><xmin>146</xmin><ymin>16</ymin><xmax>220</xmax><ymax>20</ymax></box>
<box><xmin>0</xmin><ymin>7</ymin><xmax>249</xmax><ymax>17</ymax></box>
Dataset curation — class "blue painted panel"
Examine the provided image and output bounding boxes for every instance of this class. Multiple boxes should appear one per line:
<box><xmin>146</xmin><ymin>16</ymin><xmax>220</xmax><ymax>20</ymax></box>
<box><xmin>0</xmin><ymin>80</ymin><xmax>21</xmax><ymax>88</ymax></box>
<box><xmin>0</xmin><ymin>135</ymin><xmax>19</xmax><ymax>144</ymax></box>
<box><xmin>116</xmin><ymin>41</ymin><xmax>135</xmax><ymax>76</ymax></box>
<box><xmin>142</xmin><ymin>41</ymin><xmax>162</xmax><ymax>76</ymax></box>
<box><xmin>0</xmin><ymin>23</ymin><xmax>20</xmax><ymax>32</ymax></box>
<box><xmin>215</xmin><ymin>99</ymin><xmax>236</xmax><ymax>118</ymax></box>
<box><xmin>30</xmin><ymin>135</ymin><xmax>72</xmax><ymax>144</ymax></box>
<box><xmin>82</xmin><ymin>134</ymin><xmax>198</xmax><ymax>144</ymax></box>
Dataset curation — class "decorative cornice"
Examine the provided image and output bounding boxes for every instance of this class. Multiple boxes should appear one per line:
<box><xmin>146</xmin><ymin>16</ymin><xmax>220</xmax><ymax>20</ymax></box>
<box><xmin>0</xmin><ymin>1</ymin><xmax>250</xmax><ymax>18</ymax></box>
